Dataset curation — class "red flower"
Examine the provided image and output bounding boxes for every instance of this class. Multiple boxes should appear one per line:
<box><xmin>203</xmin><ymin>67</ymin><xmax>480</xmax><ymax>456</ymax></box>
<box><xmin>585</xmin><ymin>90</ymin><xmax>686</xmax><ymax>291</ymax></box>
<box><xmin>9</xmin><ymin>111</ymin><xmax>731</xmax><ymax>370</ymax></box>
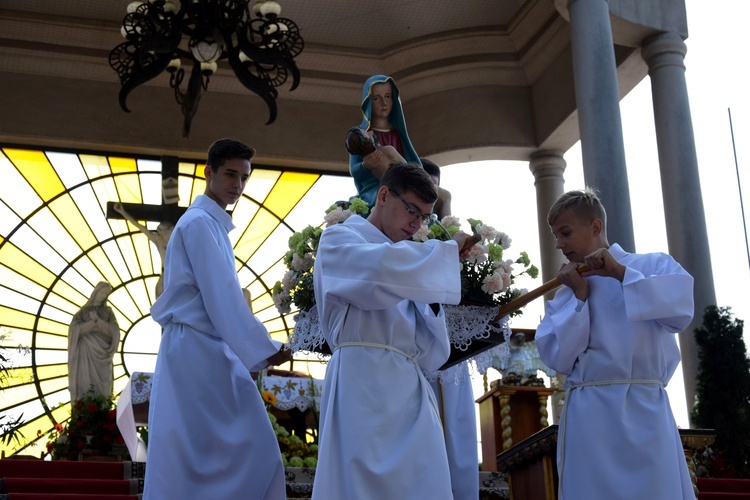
<box><xmin>77</xmin><ymin>440</ymin><xmax>86</xmax><ymax>450</ymax></box>
<box><xmin>76</xmin><ymin>420</ymin><xmax>83</xmax><ymax>427</ymax></box>
<box><xmin>54</xmin><ymin>423</ymin><xmax>64</xmax><ymax>432</ymax></box>
<box><xmin>116</xmin><ymin>435</ymin><xmax>124</xmax><ymax>445</ymax></box>
<box><xmin>87</xmin><ymin>403</ymin><xmax>98</xmax><ymax>413</ymax></box>
<box><xmin>46</xmin><ymin>442</ymin><xmax>54</xmax><ymax>452</ymax></box>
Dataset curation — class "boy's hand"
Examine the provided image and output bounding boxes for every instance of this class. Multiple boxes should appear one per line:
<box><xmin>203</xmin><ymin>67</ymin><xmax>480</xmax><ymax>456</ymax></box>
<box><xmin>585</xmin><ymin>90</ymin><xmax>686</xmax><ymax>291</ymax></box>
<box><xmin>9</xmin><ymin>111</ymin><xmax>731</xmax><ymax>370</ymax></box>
<box><xmin>558</xmin><ymin>262</ymin><xmax>589</xmax><ymax>301</ymax></box>
<box><xmin>581</xmin><ymin>248</ymin><xmax>626</xmax><ymax>282</ymax></box>
<box><xmin>266</xmin><ymin>346</ymin><xmax>292</xmax><ymax>367</ymax></box>
<box><xmin>451</xmin><ymin>231</ymin><xmax>477</xmax><ymax>260</ymax></box>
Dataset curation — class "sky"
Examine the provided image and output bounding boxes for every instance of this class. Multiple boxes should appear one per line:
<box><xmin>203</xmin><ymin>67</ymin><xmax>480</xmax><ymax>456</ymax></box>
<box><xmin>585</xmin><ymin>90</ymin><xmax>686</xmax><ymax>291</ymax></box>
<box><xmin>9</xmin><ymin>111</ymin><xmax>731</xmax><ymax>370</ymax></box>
<box><xmin>440</xmin><ymin>0</ymin><xmax>750</xmax><ymax>431</ymax></box>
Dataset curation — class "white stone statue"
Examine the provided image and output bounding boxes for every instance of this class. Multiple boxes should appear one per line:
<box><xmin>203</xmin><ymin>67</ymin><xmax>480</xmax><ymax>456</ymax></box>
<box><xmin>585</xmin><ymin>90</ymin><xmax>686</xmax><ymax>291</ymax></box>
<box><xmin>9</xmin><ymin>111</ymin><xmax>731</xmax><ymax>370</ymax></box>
<box><xmin>67</xmin><ymin>281</ymin><xmax>120</xmax><ymax>401</ymax></box>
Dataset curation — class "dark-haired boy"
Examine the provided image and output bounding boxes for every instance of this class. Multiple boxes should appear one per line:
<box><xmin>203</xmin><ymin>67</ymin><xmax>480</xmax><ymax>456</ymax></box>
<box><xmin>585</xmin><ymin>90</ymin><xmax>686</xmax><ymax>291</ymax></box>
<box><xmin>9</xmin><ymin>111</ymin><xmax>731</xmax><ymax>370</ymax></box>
<box><xmin>144</xmin><ymin>139</ymin><xmax>288</xmax><ymax>499</ymax></box>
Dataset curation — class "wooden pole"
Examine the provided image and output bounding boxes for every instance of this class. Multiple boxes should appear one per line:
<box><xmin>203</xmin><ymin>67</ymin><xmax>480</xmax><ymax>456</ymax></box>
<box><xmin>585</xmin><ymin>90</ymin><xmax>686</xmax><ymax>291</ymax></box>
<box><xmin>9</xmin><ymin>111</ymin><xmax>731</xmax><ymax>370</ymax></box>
<box><xmin>492</xmin><ymin>265</ymin><xmax>588</xmax><ymax>322</ymax></box>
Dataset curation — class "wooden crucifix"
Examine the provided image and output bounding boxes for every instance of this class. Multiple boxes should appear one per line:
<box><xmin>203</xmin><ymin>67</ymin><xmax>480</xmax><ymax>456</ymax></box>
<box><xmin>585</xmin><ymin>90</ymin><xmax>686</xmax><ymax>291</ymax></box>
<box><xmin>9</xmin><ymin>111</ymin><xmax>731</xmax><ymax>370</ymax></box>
<box><xmin>106</xmin><ymin>156</ymin><xmax>188</xmax><ymax>299</ymax></box>
<box><xmin>106</xmin><ymin>156</ymin><xmax>187</xmax><ymax>226</ymax></box>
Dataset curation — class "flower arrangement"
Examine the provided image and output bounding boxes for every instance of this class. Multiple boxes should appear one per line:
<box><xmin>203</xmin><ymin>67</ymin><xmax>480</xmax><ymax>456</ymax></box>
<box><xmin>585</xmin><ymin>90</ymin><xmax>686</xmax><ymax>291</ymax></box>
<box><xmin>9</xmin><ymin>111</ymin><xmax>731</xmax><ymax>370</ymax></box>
<box><xmin>272</xmin><ymin>198</ymin><xmax>369</xmax><ymax>314</ymax></box>
<box><xmin>45</xmin><ymin>389</ymin><xmax>125</xmax><ymax>460</ymax></box>
<box><xmin>413</xmin><ymin>215</ymin><xmax>539</xmax><ymax>314</ymax></box>
<box><xmin>271</xmin><ymin>201</ymin><xmax>537</xmax><ymax>319</ymax></box>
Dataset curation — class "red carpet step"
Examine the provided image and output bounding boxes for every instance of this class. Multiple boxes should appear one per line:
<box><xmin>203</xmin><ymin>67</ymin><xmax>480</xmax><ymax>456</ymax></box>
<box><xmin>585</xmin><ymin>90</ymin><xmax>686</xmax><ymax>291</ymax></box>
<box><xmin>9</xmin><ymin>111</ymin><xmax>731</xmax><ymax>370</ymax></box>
<box><xmin>699</xmin><ymin>478</ymin><xmax>750</xmax><ymax>500</ymax></box>
<box><xmin>1</xmin><ymin>496</ymin><xmax>138</xmax><ymax>500</ymax></box>
<box><xmin>0</xmin><ymin>460</ymin><xmax>134</xmax><ymax>480</ymax></box>
<box><xmin>2</xmin><ymin>478</ymin><xmax>138</xmax><ymax>495</ymax></box>
<box><xmin>0</xmin><ymin>459</ymin><xmax>143</xmax><ymax>500</ymax></box>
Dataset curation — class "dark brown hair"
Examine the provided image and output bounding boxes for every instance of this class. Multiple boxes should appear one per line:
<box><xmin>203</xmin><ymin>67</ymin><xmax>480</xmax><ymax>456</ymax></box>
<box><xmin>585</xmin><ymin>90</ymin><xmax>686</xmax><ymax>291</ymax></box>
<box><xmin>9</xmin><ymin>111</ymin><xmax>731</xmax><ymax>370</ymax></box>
<box><xmin>380</xmin><ymin>162</ymin><xmax>438</xmax><ymax>204</ymax></box>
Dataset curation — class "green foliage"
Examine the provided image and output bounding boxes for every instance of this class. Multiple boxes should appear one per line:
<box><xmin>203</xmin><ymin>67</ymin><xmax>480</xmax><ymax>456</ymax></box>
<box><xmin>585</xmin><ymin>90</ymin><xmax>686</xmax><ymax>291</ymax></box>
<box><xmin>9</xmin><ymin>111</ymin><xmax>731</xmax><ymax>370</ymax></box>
<box><xmin>691</xmin><ymin>305</ymin><xmax>750</xmax><ymax>477</ymax></box>
<box><xmin>268</xmin><ymin>412</ymin><xmax>318</xmax><ymax>468</ymax></box>
<box><xmin>272</xmin><ymin>199</ymin><xmax>369</xmax><ymax>315</ymax></box>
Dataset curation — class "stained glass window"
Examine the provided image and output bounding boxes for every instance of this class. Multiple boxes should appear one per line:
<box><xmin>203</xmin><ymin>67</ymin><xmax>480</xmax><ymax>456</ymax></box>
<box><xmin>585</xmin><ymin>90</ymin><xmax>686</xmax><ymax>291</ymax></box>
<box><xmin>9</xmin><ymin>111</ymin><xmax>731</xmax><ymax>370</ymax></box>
<box><xmin>0</xmin><ymin>146</ymin><xmax>352</xmax><ymax>458</ymax></box>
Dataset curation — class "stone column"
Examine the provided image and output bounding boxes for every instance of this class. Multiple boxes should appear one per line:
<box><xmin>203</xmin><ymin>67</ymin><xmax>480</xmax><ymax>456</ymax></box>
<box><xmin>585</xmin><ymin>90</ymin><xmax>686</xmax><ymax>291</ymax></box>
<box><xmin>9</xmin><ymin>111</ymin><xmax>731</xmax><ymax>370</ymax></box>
<box><xmin>529</xmin><ymin>150</ymin><xmax>568</xmax><ymax>424</ymax></box>
<box><xmin>642</xmin><ymin>32</ymin><xmax>717</xmax><ymax>418</ymax></box>
<box><xmin>568</xmin><ymin>0</ymin><xmax>636</xmax><ymax>252</ymax></box>
<box><xmin>529</xmin><ymin>150</ymin><xmax>568</xmax><ymax>286</ymax></box>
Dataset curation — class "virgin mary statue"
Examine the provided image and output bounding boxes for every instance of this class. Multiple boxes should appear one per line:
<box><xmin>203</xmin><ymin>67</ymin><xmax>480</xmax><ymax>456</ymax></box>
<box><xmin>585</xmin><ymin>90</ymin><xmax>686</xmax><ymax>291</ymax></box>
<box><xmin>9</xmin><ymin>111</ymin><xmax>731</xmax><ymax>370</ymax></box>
<box><xmin>67</xmin><ymin>282</ymin><xmax>120</xmax><ymax>401</ymax></box>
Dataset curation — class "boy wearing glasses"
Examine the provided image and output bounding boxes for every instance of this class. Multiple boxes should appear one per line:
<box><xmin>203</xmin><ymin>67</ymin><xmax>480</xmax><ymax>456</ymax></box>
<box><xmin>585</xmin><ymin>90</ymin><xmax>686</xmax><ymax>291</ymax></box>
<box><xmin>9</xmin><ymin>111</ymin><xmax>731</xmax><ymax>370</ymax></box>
<box><xmin>312</xmin><ymin>162</ymin><xmax>474</xmax><ymax>500</ymax></box>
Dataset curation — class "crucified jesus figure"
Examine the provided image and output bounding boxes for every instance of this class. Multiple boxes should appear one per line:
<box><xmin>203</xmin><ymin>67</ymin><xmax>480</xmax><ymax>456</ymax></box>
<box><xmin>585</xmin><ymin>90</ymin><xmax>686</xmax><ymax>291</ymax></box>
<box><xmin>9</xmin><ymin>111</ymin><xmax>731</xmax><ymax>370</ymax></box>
<box><xmin>113</xmin><ymin>202</ymin><xmax>174</xmax><ymax>299</ymax></box>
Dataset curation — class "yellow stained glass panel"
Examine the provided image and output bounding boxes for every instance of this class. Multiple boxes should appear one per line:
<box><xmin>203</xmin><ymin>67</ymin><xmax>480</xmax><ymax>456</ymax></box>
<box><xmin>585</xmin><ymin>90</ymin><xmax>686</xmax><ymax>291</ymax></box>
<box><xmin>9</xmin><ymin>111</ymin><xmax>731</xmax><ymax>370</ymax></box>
<box><xmin>39</xmin><ymin>377</ymin><xmax>70</xmax><ymax>395</ymax></box>
<box><xmin>0</xmin><ymin>146</ymin><xmax>336</xmax><ymax>457</ymax></box>
<box><xmin>5</xmin><ymin>149</ymin><xmax>65</xmax><ymax>202</ymax></box>
<box><xmin>0</xmin><ymin>367</ymin><xmax>34</xmax><ymax>388</ymax></box>
<box><xmin>0</xmin><ymin>241</ymin><xmax>57</xmax><ymax>289</ymax></box>
<box><xmin>48</xmin><ymin>195</ymin><xmax>99</xmax><ymax>251</ymax></box>
<box><xmin>36</xmin><ymin>363</ymin><xmax>67</xmax><ymax>380</ymax></box>
<box><xmin>234</xmin><ymin>207</ymin><xmax>278</xmax><ymax>261</ymax></box>
<box><xmin>87</xmin><ymin>246</ymin><xmax>122</xmax><ymax>288</ymax></box>
<box><xmin>80</xmin><ymin>154</ymin><xmax>111</xmax><ymax>179</ymax></box>
<box><xmin>50</xmin><ymin>280</ymin><xmax>87</xmax><ymax>309</ymax></box>
<box><xmin>0</xmin><ymin>306</ymin><xmax>37</xmax><ymax>330</ymax></box>
<box><xmin>263</xmin><ymin>171</ymin><xmax>318</xmax><ymax>219</ymax></box>
<box><xmin>35</xmin><ymin>324</ymin><xmax>69</xmax><ymax>344</ymax></box>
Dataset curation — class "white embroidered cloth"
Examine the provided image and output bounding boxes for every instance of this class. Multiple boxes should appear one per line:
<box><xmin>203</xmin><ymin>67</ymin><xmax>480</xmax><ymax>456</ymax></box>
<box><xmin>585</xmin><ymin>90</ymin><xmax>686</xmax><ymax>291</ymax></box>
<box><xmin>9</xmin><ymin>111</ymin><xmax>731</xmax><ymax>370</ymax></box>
<box><xmin>261</xmin><ymin>375</ymin><xmax>324</xmax><ymax>412</ymax></box>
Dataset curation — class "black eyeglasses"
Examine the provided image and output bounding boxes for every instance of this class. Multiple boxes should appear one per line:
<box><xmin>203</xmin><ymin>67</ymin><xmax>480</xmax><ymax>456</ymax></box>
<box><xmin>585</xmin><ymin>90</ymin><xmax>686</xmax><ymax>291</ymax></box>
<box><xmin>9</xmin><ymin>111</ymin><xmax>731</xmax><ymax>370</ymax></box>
<box><xmin>390</xmin><ymin>189</ymin><xmax>434</xmax><ymax>225</ymax></box>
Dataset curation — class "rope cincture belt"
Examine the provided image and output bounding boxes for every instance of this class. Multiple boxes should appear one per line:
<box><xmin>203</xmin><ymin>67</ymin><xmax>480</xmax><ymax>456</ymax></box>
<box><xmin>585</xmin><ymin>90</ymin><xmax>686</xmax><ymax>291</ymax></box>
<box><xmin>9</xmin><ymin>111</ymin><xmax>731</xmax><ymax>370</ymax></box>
<box><xmin>557</xmin><ymin>378</ymin><xmax>665</xmax><ymax>499</ymax></box>
<box><xmin>334</xmin><ymin>341</ymin><xmax>441</xmax><ymax>422</ymax></box>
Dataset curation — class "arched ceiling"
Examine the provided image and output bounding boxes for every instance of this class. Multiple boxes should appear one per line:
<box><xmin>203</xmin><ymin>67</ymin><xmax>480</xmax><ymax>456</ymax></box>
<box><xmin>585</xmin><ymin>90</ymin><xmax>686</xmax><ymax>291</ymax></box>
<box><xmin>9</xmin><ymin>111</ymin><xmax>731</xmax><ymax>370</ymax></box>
<box><xmin>0</xmin><ymin>0</ymin><xmax>652</xmax><ymax>170</ymax></box>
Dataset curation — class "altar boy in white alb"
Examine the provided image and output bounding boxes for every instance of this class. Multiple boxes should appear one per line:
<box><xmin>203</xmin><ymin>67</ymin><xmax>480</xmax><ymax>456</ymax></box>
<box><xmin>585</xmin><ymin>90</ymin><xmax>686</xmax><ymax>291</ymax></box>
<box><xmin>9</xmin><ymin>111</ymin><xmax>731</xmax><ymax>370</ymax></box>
<box><xmin>144</xmin><ymin>139</ymin><xmax>288</xmax><ymax>500</ymax></box>
<box><xmin>312</xmin><ymin>163</ymin><xmax>475</xmax><ymax>500</ymax></box>
<box><xmin>535</xmin><ymin>188</ymin><xmax>695</xmax><ymax>499</ymax></box>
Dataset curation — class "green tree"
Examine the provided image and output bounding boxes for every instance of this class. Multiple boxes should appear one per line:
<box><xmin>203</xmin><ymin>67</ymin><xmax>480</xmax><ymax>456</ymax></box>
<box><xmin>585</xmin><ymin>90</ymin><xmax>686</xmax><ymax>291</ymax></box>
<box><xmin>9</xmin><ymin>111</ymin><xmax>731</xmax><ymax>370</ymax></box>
<box><xmin>691</xmin><ymin>306</ymin><xmax>750</xmax><ymax>477</ymax></box>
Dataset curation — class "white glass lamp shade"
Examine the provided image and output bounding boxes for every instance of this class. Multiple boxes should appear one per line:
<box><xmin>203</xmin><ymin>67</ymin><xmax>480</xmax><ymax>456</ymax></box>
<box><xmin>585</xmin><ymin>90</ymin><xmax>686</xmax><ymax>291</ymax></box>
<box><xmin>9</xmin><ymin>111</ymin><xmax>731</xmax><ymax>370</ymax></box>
<box><xmin>190</xmin><ymin>41</ymin><xmax>222</xmax><ymax>63</ymax></box>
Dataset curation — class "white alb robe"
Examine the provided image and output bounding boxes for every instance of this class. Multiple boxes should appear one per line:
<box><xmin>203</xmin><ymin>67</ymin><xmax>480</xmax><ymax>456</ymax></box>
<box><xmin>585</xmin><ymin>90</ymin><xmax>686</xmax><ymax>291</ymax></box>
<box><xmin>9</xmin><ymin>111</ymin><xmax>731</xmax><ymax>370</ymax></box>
<box><xmin>312</xmin><ymin>215</ymin><xmax>462</xmax><ymax>500</ymax></box>
<box><xmin>536</xmin><ymin>243</ymin><xmax>695</xmax><ymax>500</ymax></box>
<box><xmin>144</xmin><ymin>195</ymin><xmax>285</xmax><ymax>500</ymax></box>
<box><xmin>429</xmin><ymin>366</ymin><xmax>479</xmax><ymax>500</ymax></box>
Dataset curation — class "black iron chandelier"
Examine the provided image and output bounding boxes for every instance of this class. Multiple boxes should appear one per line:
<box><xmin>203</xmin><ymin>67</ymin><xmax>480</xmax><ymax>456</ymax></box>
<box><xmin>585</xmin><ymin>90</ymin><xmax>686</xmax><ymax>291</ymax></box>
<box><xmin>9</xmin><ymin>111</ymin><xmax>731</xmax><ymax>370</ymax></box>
<box><xmin>109</xmin><ymin>0</ymin><xmax>304</xmax><ymax>137</ymax></box>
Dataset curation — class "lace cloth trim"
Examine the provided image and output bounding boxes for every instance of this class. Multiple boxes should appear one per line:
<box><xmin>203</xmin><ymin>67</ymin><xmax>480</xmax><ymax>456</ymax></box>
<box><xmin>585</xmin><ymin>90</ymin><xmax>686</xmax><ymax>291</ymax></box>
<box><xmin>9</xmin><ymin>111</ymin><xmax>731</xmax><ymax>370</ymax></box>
<box><xmin>285</xmin><ymin>304</ymin><xmax>512</xmax><ymax>383</ymax></box>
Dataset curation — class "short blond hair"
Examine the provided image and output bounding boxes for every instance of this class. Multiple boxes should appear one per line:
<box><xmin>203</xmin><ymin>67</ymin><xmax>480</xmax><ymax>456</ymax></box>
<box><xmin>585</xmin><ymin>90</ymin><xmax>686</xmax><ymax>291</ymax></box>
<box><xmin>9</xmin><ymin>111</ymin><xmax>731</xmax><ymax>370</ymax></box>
<box><xmin>547</xmin><ymin>187</ymin><xmax>607</xmax><ymax>228</ymax></box>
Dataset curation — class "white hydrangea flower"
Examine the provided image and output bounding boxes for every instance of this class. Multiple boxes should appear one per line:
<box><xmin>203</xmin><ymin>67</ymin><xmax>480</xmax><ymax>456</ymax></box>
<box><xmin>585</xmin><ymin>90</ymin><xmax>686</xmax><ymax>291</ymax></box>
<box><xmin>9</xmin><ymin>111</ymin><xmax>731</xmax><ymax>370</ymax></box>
<box><xmin>493</xmin><ymin>259</ymin><xmax>513</xmax><ymax>274</ymax></box>
<box><xmin>324</xmin><ymin>207</ymin><xmax>353</xmax><ymax>227</ymax></box>
<box><xmin>281</xmin><ymin>270</ymin><xmax>296</xmax><ymax>289</ymax></box>
<box><xmin>481</xmin><ymin>271</ymin><xmax>505</xmax><ymax>294</ymax></box>
<box><xmin>291</xmin><ymin>252</ymin><xmax>314</xmax><ymax>272</ymax></box>
<box><xmin>465</xmin><ymin>243</ymin><xmax>488</xmax><ymax>264</ymax></box>
<box><xmin>476</xmin><ymin>223</ymin><xmax>499</xmax><ymax>243</ymax></box>
<box><xmin>412</xmin><ymin>224</ymin><xmax>431</xmax><ymax>242</ymax></box>
<box><xmin>497</xmin><ymin>231</ymin><xmax>512</xmax><ymax>249</ymax></box>
<box><xmin>441</xmin><ymin>215</ymin><xmax>460</xmax><ymax>228</ymax></box>
<box><xmin>272</xmin><ymin>291</ymin><xmax>291</xmax><ymax>315</ymax></box>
